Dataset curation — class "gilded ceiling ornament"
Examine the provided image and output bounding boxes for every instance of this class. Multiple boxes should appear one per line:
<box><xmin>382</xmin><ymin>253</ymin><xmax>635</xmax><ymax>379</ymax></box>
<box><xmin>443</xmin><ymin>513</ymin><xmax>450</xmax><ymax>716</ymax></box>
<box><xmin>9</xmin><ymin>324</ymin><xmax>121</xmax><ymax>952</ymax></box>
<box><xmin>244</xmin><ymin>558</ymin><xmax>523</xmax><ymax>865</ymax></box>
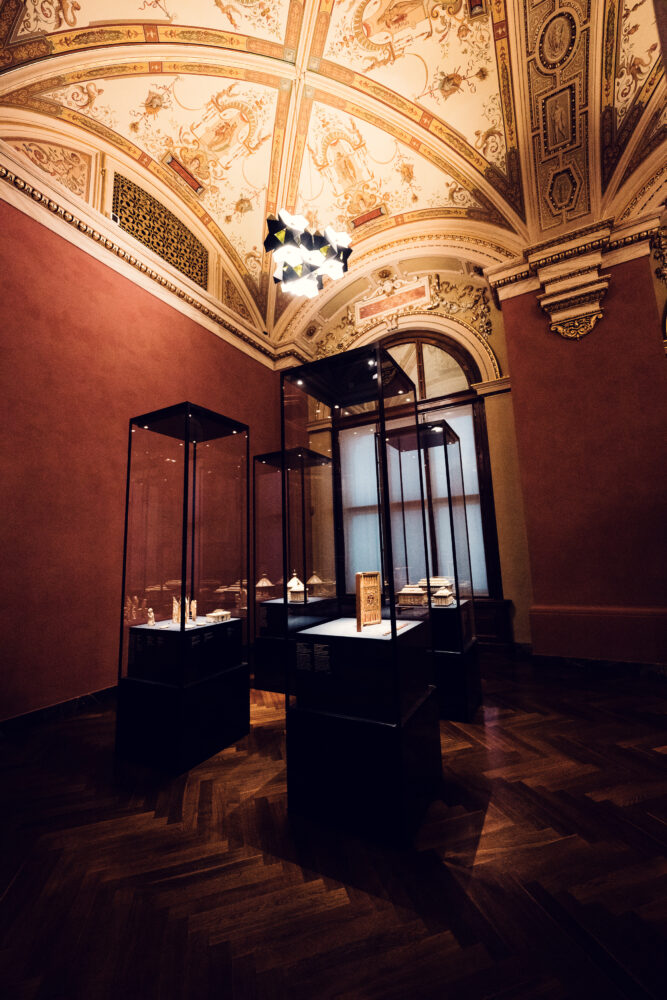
<box><xmin>650</xmin><ymin>229</ymin><xmax>667</xmax><ymax>285</ymax></box>
<box><xmin>112</xmin><ymin>173</ymin><xmax>209</xmax><ymax>289</ymax></box>
<box><xmin>551</xmin><ymin>313</ymin><xmax>602</xmax><ymax>340</ymax></box>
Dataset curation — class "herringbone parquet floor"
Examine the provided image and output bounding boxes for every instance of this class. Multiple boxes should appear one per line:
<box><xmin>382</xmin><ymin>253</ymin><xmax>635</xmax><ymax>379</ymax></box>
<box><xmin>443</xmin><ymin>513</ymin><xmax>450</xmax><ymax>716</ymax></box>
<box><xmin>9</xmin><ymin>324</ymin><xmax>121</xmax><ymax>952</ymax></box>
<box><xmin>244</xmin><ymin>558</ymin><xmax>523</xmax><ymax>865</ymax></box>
<box><xmin>1</xmin><ymin>651</ymin><xmax>666</xmax><ymax>999</ymax></box>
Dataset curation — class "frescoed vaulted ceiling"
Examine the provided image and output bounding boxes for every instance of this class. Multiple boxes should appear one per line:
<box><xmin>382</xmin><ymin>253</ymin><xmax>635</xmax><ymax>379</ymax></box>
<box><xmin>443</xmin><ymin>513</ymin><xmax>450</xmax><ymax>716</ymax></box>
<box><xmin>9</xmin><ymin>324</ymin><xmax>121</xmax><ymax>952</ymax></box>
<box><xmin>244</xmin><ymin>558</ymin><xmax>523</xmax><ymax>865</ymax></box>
<box><xmin>0</xmin><ymin>0</ymin><xmax>664</xmax><ymax>361</ymax></box>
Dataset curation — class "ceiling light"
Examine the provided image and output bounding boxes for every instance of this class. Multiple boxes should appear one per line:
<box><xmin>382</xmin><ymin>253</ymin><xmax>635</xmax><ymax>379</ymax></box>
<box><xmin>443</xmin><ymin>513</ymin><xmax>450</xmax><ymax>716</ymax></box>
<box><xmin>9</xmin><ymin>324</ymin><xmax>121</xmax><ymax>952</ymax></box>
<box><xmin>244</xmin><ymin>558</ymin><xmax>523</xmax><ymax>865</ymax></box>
<box><xmin>264</xmin><ymin>210</ymin><xmax>353</xmax><ymax>298</ymax></box>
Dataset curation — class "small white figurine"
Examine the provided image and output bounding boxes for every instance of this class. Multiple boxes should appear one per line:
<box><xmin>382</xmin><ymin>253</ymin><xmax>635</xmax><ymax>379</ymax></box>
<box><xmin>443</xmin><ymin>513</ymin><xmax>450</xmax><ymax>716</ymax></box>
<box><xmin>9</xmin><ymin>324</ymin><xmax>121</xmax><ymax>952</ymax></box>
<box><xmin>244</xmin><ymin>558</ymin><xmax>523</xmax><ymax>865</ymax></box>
<box><xmin>191</xmin><ymin>599</ymin><xmax>197</xmax><ymax>621</ymax></box>
<box><xmin>172</xmin><ymin>595</ymin><xmax>179</xmax><ymax>624</ymax></box>
<box><xmin>147</xmin><ymin>608</ymin><xmax>155</xmax><ymax>626</ymax></box>
<box><xmin>185</xmin><ymin>596</ymin><xmax>190</xmax><ymax>622</ymax></box>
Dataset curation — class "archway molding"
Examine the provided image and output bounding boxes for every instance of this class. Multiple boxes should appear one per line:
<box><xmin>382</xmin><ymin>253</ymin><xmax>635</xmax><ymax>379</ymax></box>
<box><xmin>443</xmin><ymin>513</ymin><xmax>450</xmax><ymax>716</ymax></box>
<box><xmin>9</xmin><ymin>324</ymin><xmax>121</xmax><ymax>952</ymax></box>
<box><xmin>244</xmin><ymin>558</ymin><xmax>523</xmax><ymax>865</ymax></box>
<box><xmin>351</xmin><ymin>312</ymin><xmax>501</xmax><ymax>383</ymax></box>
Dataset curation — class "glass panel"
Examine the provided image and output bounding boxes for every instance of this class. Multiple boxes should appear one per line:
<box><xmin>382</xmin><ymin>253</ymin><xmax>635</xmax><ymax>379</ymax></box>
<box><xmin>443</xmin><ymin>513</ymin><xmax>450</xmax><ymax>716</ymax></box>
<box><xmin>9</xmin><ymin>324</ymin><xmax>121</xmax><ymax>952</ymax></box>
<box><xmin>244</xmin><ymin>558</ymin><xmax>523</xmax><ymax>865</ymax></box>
<box><xmin>195</xmin><ymin>429</ymin><xmax>248</xmax><ymax>622</ymax></box>
<box><xmin>253</xmin><ymin>453</ymin><xmax>284</xmax><ymax>639</ymax></box>
<box><xmin>388</xmin><ymin>343</ymin><xmax>419</xmax><ymax>396</ymax></box>
<box><xmin>339</xmin><ymin>425</ymin><xmax>382</xmax><ymax>593</ymax></box>
<box><xmin>422</xmin><ymin>344</ymin><xmax>469</xmax><ymax>398</ymax></box>
<box><xmin>385</xmin><ymin>424</ymin><xmax>428</xmax><ymax>602</ymax></box>
<box><xmin>280</xmin><ymin>345</ymin><xmax>432</xmax><ymax>727</ymax></box>
<box><xmin>446</xmin><ymin>434</ymin><xmax>474</xmax><ymax>599</ymax></box>
<box><xmin>120</xmin><ymin>404</ymin><xmax>248</xmax><ymax>686</ymax></box>
<box><xmin>425</xmin><ymin>403</ymin><xmax>487</xmax><ymax>595</ymax></box>
<box><xmin>282</xmin><ymin>378</ymin><xmax>337</xmax><ymax>626</ymax></box>
<box><xmin>124</xmin><ymin>424</ymin><xmax>185</xmax><ymax>630</ymax></box>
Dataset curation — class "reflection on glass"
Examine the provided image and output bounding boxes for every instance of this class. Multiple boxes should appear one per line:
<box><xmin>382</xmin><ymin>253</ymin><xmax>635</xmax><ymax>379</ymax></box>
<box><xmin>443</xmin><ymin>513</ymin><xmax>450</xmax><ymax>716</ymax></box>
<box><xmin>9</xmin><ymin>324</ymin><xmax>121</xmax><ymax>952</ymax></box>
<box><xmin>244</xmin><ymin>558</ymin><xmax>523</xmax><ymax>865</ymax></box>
<box><xmin>422</xmin><ymin>344</ymin><xmax>468</xmax><ymax>398</ymax></box>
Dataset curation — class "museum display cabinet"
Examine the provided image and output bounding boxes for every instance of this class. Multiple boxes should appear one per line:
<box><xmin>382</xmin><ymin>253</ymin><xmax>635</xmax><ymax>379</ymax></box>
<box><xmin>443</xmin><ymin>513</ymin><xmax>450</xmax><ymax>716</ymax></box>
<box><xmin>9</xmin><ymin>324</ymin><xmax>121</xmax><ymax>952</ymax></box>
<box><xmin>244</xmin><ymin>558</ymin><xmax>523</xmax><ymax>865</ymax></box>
<box><xmin>280</xmin><ymin>344</ymin><xmax>442</xmax><ymax>841</ymax></box>
<box><xmin>115</xmin><ymin>402</ymin><xmax>250</xmax><ymax>771</ymax></box>
<box><xmin>390</xmin><ymin>420</ymin><xmax>481</xmax><ymax>721</ymax></box>
<box><xmin>252</xmin><ymin>448</ymin><xmax>337</xmax><ymax>693</ymax></box>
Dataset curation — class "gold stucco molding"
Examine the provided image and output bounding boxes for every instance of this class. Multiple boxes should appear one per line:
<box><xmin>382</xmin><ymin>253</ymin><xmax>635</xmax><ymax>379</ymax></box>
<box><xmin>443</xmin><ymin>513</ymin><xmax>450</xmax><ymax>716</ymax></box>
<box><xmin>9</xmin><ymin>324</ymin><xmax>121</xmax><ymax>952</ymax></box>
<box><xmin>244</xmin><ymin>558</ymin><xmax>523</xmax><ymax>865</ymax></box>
<box><xmin>486</xmin><ymin>217</ymin><xmax>661</xmax><ymax>341</ymax></box>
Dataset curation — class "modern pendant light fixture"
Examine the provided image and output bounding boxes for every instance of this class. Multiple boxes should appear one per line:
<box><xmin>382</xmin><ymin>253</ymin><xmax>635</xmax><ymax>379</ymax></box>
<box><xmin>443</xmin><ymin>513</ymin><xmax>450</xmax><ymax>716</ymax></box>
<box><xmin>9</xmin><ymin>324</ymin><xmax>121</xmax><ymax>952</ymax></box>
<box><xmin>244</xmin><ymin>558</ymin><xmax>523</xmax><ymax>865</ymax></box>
<box><xmin>263</xmin><ymin>209</ymin><xmax>353</xmax><ymax>298</ymax></box>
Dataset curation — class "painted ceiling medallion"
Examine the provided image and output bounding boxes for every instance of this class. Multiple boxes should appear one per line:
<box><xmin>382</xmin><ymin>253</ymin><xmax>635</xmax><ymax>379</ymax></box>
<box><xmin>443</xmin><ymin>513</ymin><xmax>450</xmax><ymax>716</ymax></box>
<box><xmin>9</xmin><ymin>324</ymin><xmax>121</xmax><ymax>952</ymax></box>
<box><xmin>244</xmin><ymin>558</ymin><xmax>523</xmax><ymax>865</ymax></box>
<box><xmin>537</xmin><ymin>11</ymin><xmax>577</xmax><ymax>72</ymax></box>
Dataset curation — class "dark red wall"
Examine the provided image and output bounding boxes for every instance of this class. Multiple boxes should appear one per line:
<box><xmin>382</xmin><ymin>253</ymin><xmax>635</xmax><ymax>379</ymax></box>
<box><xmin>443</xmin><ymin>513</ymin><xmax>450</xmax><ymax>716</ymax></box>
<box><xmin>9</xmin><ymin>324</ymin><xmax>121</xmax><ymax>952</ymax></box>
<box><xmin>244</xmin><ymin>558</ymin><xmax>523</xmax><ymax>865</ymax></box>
<box><xmin>0</xmin><ymin>201</ymin><xmax>280</xmax><ymax>720</ymax></box>
<box><xmin>503</xmin><ymin>255</ymin><xmax>667</xmax><ymax>662</ymax></box>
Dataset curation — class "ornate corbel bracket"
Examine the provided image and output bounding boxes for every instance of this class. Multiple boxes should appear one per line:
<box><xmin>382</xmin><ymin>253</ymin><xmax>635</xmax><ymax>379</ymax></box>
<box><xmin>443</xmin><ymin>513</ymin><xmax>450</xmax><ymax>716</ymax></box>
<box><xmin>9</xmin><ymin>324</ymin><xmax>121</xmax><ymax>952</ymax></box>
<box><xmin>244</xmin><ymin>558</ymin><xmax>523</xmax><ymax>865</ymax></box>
<box><xmin>486</xmin><ymin>218</ymin><xmax>662</xmax><ymax>342</ymax></box>
<box><xmin>535</xmin><ymin>253</ymin><xmax>611</xmax><ymax>340</ymax></box>
<box><xmin>650</xmin><ymin>228</ymin><xmax>667</xmax><ymax>285</ymax></box>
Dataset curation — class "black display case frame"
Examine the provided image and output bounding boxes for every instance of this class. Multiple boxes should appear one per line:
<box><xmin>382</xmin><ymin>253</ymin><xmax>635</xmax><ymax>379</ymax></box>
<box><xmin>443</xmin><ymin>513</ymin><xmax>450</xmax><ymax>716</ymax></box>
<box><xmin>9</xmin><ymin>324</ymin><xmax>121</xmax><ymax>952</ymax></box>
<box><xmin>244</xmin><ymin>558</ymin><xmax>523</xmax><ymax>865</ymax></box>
<box><xmin>115</xmin><ymin>401</ymin><xmax>250</xmax><ymax>771</ymax></box>
<box><xmin>280</xmin><ymin>344</ymin><xmax>442</xmax><ymax>842</ymax></box>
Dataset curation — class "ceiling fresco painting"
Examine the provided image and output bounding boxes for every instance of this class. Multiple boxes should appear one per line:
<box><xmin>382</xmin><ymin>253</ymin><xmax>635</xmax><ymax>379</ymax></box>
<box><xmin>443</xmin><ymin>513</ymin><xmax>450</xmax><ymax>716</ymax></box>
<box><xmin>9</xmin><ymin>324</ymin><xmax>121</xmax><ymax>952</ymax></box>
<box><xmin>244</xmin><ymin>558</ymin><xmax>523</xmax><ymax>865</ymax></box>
<box><xmin>41</xmin><ymin>71</ymin><xmax>279</xmax><ymax>284</ymax></box>
<box><xmin>9</xmin><ymin>0</ymin><xmax>295</xmax><ymax>47</ymax></box>
<box><xmin>4</xmin><ymin>135</ymin><xmax>92</xmax><ymax>197</ymax></box>
<box><xmin>296</xmin><ymin>100</ymin><xmax>480</xmax><ymax>232</ymax></box>
<box><xmin>601</xmin><ymin>0</ymin><xmax>664</xmax><ymax>190</ymax></box>
<box><xmin>321</xmin><ymin>0</ymin><xmax>507</xmax><ymax>169</ymax></box>
<box><xmin>0</xmin><ymin>0</ymin><xmax>664</xmax><ymax>359</ymax></box>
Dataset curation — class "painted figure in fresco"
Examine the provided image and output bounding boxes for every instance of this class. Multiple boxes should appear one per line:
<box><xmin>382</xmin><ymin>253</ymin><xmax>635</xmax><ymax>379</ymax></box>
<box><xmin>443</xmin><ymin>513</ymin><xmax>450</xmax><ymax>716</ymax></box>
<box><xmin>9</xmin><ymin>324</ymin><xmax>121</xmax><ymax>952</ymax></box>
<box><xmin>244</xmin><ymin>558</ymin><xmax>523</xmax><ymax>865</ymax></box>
<box><xmin>331</xmin><ymin>141</ymin><xmax>359</xmax><ymax>188</ymax></box>
<box><xmin>361</xmin><ymin>0</ymin><xmax>430</xmax><ymax>45</ymax></box>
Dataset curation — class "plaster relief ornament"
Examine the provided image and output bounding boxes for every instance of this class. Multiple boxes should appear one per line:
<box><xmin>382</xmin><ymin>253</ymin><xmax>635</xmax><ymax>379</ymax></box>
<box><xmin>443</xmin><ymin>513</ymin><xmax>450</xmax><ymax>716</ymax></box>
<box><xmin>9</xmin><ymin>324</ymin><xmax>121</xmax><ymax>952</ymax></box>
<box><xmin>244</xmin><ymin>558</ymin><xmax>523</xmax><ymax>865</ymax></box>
<box><xmin>538</xmin><ymin>12</ymin><xmax>577</xmax><ymax>70</ymax></box>
<box><xmin>147</xmin><ymin>608</ymin><xmax>156</xmax><ymax>626</ymax></box>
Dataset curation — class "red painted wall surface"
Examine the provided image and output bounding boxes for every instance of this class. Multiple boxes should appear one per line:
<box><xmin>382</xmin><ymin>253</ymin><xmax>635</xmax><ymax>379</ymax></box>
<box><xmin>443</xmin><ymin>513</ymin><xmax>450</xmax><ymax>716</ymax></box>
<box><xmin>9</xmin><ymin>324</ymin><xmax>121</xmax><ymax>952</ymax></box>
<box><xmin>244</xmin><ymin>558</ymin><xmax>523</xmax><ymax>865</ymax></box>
<box><xmin>0</xmin><ymin>202</ymin><xmax>280</xmax><ymax>719</ymax></box>
<box><xmin>503</xmin><ymin>255</ymin><xmax>667</xmax><ymax>662</ymax></box>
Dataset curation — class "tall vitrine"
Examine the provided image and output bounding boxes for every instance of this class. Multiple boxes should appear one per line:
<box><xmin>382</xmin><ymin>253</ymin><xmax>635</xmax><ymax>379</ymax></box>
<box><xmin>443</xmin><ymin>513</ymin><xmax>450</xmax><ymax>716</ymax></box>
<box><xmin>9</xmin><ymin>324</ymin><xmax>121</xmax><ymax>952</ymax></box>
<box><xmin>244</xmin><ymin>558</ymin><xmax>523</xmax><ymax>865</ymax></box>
<box><xmin>280</xmin><ymin>345</ymin><xmax>442</xmax><ymax>841</ymax></box>
<box><xmin>116</xmin><ymin>402</ymin><xmax>250</xmax><ymax>771</ymax></box>
<box><xmin>252</xmin><ymin>448</ymin><xmax>337</xmax><ymax>692</ymax></box>
<box><xmin>388</xmin><ymin>420</ymin><xmax>480</xmax><ymax>720</ymax></box>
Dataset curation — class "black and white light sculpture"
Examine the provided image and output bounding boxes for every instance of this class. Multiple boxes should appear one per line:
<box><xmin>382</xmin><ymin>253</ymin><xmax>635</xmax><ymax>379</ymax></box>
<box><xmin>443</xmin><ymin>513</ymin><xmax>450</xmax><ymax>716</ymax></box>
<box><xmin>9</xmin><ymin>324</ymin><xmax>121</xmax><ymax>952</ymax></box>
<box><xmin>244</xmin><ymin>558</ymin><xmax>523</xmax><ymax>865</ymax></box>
<box><xmin>263</xmin><ymin>209</ymin><xmax>352</xmax><ymax>299</ymax></box>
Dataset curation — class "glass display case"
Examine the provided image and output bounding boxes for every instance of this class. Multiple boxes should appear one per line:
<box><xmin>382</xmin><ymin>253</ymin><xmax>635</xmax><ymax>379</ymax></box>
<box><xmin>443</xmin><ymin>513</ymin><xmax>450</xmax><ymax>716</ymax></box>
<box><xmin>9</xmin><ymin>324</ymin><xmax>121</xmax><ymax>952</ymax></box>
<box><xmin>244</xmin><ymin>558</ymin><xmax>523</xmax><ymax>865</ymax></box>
<box><xmin>280</xmin><ymin>345</ymin><xmax>442</xmax><ymax>841</ymax></box>
<box><xmin>115</xmin><ymin>402</ymin><xmax>250</xmax><ymax>771</ymax></box>
<box><xmin>252</xmin><ymin>448</ymin><xmax>337</xmax><ymax>692</ymax></box>
<box><xmin>389</xmin><ymin>420</ymin><xmax>481</xmax><ymax>720</ymax></box>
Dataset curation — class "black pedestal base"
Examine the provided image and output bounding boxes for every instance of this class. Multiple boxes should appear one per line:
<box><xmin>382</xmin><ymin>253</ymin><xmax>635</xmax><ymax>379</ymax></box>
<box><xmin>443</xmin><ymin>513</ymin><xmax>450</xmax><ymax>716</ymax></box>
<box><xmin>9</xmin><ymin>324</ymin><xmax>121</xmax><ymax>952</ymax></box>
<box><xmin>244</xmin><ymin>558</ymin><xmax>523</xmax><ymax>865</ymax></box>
<box><xmin>252</xmin><ymin>636</ymin><xmax>293</xmax><ymax>693</ymax></box>
<box><xmin>115</xmin><ymin>664</ymin><xmax>250</xmax><ymax>772</ymax></box>
<box><xmin>286</xmin><ymin>687</ymin><xmax>442</xmax><ymax>845</ymax></box>
<box><xmin>434</xmin><ymin>644</ymin><xmax>481</xmax><ymax>722</ymax></box>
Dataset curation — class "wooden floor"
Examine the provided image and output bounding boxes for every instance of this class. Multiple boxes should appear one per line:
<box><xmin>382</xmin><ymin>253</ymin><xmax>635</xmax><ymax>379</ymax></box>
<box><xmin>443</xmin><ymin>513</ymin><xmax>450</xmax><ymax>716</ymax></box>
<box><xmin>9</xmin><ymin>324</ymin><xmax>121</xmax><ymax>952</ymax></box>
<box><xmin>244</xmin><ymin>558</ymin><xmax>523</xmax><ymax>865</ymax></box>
<box><xmin>1</xmin><ymin>651</ymin><xmax>666</xmax><ymax>999</ymax></box>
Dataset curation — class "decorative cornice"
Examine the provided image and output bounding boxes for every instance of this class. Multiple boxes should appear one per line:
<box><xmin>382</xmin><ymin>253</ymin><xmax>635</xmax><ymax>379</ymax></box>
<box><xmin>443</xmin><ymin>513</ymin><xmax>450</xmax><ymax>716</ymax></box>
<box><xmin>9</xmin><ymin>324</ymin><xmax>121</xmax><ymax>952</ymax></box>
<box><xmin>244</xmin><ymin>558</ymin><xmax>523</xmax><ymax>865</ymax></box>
<box><xmin>536</xmin><ymin>252</ymin><xmax>610</xmax><ymax>340</ymax></box>
<box><xmin>0</xmin><ymin>156</ymin><xmax>309</xmax><ymax>367</ymax></box>
<box><xmin>472</xmin><ymin>375</ymin><xmax>511</xmax><ymax>396</ymax></box>
<box><xmin>483</xmin><ymin>216</ymin><xmax>667</xmax><ymax>340</ymax></box>
<box><xmin>486</xmin><ymin>216</ymin><xmax>662</xmax><ymax>336</ymax></box>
